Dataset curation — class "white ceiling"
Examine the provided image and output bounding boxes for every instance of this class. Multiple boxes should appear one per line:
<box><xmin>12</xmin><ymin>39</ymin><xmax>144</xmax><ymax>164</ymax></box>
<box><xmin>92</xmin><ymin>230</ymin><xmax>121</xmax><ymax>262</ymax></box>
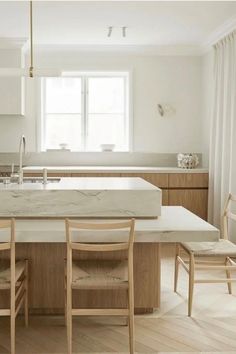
<box><xmin>0</xmin><ymin>1</ymin><xmax>235</xmax><ymax>50</ymax></box>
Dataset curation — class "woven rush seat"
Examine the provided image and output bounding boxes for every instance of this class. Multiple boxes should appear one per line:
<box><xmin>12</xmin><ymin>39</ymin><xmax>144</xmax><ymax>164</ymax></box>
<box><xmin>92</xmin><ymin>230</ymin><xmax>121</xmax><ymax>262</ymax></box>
<box><xmin>174</xmin><ymin>194</ymin><xmax>236</xmax><ymax>317</ymax></box>
<box><xmin>72</xmin><ymin>260</ymin><xmax>129</xmax><ymax>290</ymax></box>
<box><xmin>181</xmin><ymin>239</ymin><xmax>236</xmax><ymax>257</ymax></box>
<box><xmin>0</xmin><ymin>261</ymin><xmax>26</xmax><ymax>289</ymax></box>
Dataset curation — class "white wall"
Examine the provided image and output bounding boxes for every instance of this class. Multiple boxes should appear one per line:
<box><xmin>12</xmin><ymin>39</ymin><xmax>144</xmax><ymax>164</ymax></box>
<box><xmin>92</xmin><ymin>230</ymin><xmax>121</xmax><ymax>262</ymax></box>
<box><xmin>0</xmin><ymin>49</ymin><xmax>204</xmax><ymax>157</ymax></box>
<box><xmin>201</xmin><ymin>50</ymin><xmax>214</xmax><ymax>167</ymax></box>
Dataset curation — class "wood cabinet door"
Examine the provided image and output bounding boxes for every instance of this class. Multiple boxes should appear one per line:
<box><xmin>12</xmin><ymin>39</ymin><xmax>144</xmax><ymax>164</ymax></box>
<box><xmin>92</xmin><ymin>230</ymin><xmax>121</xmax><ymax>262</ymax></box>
<box><xmin>71</xmin><ymin>173</ymin><xmax>121</xmax><ymax>177</ymax></box>
<box><xmin>169</xmin><ymin>173</ymin><xmax>208</xmax><ymax>188</ymax></box>
<box><xmin>48</xmin><ymin>173</ymin><xmax>71</xmax><ymax>177</ymax></box>
<box><xmin>168</xmin><ymin>189</ymin><xmax>208</xmax><ymax>220</ymax></box>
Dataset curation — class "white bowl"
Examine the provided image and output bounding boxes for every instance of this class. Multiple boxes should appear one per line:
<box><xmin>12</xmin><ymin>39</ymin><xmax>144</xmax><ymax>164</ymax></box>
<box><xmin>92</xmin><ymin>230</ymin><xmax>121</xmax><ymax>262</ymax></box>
<box><xmin>59</xmin><ymin>143</ymin><xmax>68</xmax><ymax>150</ymax></box>
<box><xmin>100</xmin><ymin>144</ymin><xmax>115</xmax><ymax>152</ymax></box>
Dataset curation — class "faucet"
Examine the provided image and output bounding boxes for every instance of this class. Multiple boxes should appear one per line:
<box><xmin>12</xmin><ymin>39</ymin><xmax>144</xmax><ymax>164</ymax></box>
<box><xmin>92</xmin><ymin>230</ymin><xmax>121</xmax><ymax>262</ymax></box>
<box><xmin>18</xmin><ymin>135</ymin><xmax>26</xmax><ymax>184</ymax></box>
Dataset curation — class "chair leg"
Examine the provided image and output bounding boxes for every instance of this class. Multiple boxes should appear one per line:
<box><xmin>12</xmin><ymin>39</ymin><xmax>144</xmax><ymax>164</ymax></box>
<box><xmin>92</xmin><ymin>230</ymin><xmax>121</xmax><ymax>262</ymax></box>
<box><xmin>188</xmin><ymin>253</ymin><xmax>195</xmax><ymax>317</ymax></box>
<box><xmin>67</xmin><ymin>287</ymin><xmax>72</xmax><ymax>354</ymax></box>
<box><xmin>64</xmin><ymin>287</ymin><xmax>67</xmax><ymax>326</ymax></box>
<box><xmin>10</xmin><ymin>295</ymin><xmax>15</xmax><ymax>354</ymax></box>
<box><xmin>64</xmin><ymin>260</ymin><xmax>67</xmax><ymax>326</ymax></box>
<box><xmin>174</xmin><ymin>243</ymin><xmax>180</xmax><ymax>292</ymax></box>
<box><xmin>128</xmin><ymin>288</ymin><xmax>134</xmax><ymax>354</ymax></box>
<box><xmin>124</xmin><ymin>289</ymin><xmax>129</xmax><ymax>326</ymax></box>
<box><xmin>225</xmin><ymin>257</ymin><xmax>232</xmax><ymax>294</ymax></box>
<box><xmin>24</xmin><ymin>260</ymin><xmax>29</xmax><ymax>327</ymax></box>
<box><xmin>67</xmin><ymin>312</ymin><xmax>72</xmax><ymax>354</ymax></box>
<box><xmin>10</xmin><ymin>311</ymin><xmax>15</xmax><ymax>354</ymax></box>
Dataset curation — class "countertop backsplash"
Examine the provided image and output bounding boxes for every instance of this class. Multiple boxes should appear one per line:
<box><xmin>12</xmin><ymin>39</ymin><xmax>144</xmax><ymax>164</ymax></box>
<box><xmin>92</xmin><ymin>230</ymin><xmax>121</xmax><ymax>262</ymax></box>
<box><xmin>0</xmin><ymin>152</ymin><xmax>203</xmax><ymax>169</ymax></box>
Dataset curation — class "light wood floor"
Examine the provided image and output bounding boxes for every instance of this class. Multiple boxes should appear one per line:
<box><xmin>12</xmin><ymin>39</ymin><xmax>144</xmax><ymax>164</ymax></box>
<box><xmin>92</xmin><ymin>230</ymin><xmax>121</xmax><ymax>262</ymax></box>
<box><xmin>1</xmin><ymin>245</ymin><xmax>236</xmax><ymax>354</ymax></box>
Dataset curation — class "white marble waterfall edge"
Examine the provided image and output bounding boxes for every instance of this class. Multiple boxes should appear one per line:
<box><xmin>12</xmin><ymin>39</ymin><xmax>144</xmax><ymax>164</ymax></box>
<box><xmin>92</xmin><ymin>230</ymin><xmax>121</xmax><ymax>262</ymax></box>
<box><xmin>0</xmin><ymin>177</ymin><xmax>161</xmax><ymax>218</ymax></box>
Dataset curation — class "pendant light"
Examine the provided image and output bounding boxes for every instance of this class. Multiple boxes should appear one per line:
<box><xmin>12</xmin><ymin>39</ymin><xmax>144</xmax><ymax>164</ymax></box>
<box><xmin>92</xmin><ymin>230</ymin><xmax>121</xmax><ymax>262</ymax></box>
<box><xmin>0</xmin><ymin>1</ymin><xmax>61</xmax><ymax>78</ymax></box>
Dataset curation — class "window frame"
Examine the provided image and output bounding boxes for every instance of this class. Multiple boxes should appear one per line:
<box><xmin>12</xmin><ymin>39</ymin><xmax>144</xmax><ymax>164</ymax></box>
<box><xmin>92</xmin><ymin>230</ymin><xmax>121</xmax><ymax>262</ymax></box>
<box><xmin>38</xmin><ymin>71</ymin><xmax>133</xmax><ymax>152</ymax></box>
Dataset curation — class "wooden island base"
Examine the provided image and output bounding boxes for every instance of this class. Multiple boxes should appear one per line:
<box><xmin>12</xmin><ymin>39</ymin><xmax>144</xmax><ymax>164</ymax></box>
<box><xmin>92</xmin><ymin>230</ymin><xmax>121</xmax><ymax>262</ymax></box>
<box><xmin>0</xmin><ymin>243</ymin><xmax>160</xmax><ymax>314</ymax></box>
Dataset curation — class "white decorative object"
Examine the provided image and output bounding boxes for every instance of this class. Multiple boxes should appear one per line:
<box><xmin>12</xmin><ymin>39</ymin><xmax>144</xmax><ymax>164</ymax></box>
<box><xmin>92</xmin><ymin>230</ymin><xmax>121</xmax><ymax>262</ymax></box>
<box><xmin>100</xmin><ymin>144</ymin><xmax>115</xmax><ymax>152</ymax></box>
<box><xmin>177</xmin><ymin>153</ymin><xmax>199</xmax><ymax>169</ymax></box>
<box><xmin>59</xmin><ymin>143</ymin><xmax>68</xmax><ymax>150</ymax></box>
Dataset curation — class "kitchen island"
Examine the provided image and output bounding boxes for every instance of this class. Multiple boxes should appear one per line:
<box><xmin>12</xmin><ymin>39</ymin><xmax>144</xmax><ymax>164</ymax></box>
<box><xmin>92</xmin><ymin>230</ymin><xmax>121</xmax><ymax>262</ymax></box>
<box><xmin>0</xmin><ymin>180</ymin><xmax>219</xmax><ymax>314</ymax></box>
<box><xmin>22</xmin><ymin>165</ymin><xmax>209</xmax><ymax>220</ymax></box>
<box><xmin>0</xmin><ymin>177</ymin><xmax>161</xmax><ymax>218</ymax></box>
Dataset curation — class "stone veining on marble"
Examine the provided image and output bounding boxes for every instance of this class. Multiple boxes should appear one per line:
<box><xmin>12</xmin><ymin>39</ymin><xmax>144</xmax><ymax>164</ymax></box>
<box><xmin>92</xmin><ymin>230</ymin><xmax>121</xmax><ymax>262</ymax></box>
<box><xmin>0</xmin><ymin>207</ymin><xmax>219</xmax><ymax>243</ymax></box>
<box><xmin>0</xmin><ymin>178</ymin><xmax>162</xmax><ymax>218</ymax></box>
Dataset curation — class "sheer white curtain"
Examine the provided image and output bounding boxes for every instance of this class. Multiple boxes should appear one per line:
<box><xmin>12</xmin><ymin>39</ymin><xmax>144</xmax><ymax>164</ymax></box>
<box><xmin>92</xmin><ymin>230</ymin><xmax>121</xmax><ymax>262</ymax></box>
<box><xmin>208</xmin><ymin>30</ymin><xmax>236</xmax><ymax>234</ymax></box>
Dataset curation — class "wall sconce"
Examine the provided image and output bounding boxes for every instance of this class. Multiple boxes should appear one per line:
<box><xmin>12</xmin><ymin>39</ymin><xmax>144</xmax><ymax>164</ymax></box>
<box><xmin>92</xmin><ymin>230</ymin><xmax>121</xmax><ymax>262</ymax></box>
<box><xmin>157</xmin><ymin>104</ymin><xmax>175</xmax><ymax>117</ymax></box>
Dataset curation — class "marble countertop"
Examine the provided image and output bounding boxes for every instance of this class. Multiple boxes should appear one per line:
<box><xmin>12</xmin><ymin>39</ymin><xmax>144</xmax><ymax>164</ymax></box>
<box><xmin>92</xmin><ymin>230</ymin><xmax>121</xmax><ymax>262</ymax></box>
<box><xmin>0</xmin><ymin>207</ymin><xmax>219</xmax><ymax>243</ymax></box>
<box><xmin>23</xmin><ymin>166</ymin><xmax>208</xmax><ymax>174</ymax></box>
<box><xmin>0</xmin><ymin>177</ymin><xmax>161</xmax><ymax>218</ymax></box>
<box><xmin>0</xmin><ymin>177</ymin><xmax>158</xmax><ymax>191</ymax></box>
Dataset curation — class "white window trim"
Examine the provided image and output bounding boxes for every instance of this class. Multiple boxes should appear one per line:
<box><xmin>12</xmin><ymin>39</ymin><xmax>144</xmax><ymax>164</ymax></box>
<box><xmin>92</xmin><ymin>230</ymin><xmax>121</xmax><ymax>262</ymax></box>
<box><xmin>37</xmin><ymin>70</ymin><xmax>133</xmax><ymax>152</ymax></box>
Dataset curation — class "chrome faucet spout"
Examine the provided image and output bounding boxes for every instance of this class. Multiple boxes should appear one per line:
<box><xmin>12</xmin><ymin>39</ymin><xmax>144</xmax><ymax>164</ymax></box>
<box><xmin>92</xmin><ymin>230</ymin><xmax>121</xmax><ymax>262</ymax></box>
<box><xmin>18</xmin><ymin>135</ymin><xmax>26</xmax><ymax>184</ymax></box>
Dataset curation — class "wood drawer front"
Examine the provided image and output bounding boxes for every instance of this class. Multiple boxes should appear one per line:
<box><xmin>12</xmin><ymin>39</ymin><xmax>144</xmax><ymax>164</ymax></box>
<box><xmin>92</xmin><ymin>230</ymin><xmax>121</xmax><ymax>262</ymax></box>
<box><xmin>24</xmin><ymin>173</ymin><xmax>42</xmax><ymax>177</ymax></box>
<box><xmin>48</xmin><ymin>173</ymin><xmax>71</xmax><ymax>177</ymax></box>
<box><xmin>71</xmin><ymin>173</ymin><xmax>121</xmax><ymax>177</ymax></box>
<box><xmin>169</xmin><ymin>173</ymin><xmax>208</xmax><ymax>188</ymax></box>
<box><xmin>120</xmin><ymin>173</ymin><xmax>168</xmax><ymax>189</ymax></box>
<box><xmin>168</xmin><ymin>189</ymin><xmax>208</xmax><ymax>220</ymax></box>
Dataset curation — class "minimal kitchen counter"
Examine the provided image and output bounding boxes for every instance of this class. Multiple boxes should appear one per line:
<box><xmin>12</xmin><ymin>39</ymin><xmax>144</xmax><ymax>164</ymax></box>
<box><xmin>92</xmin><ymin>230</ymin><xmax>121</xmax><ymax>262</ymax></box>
<box><xmin>0</xmin><ymin>177</ymin><xmax>161</xmax><ymax>218</ymax></box>
<box><xmin>0</xmin><ymin>206</ymin><xmax>219</xmax><ymax>243</ymax></box>
<box><xmin>0</xmin><ymin>206</ymin><xmax>219</xmax><ymax>313</ymax></box>
<box><xmin>0</xmin><ymin>176</ymin><xmax>159</xmax><ymax>191</ymax></box>
<box><xmin>23</xmin><ymin>165</ymin><xmax>208</xmax><ymax>174</ymax></box>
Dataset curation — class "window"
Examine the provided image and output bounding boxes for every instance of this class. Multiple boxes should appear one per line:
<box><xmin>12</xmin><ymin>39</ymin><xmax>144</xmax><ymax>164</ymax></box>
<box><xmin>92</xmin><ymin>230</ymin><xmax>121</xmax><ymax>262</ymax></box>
<box><xmin>40</xmin><ymin>72</ymin><xmax>130</xmax><ymax>152</ymax></box>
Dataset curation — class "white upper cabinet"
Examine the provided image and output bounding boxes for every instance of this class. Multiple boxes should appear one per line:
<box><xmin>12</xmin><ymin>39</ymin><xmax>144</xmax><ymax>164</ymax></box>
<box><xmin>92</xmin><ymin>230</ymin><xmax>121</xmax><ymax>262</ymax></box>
<box><xmin>0</xmin><ymin>44</ymin><xmax>25</xmax><ymax>116</ymax></box>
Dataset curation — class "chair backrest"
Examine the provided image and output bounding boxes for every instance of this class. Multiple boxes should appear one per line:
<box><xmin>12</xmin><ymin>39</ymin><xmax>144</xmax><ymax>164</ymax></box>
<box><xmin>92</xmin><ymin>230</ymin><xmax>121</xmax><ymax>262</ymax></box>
<box><xmin>0</xmin><ymin>219</ymin><xmax>15</xmax><ymax>290</ymax></box>
<box><xmin>222</xmin><ymin>194</ymin><xmax>236</xmax><ymax>239</ymax></box>
<box><xmin>66</xmin><ymin>219</ymin><xmax>135</xmax><ymax>252</ymax></box>
<box><xmin>65</xmin><ymin>218</ymin><xmax>135</xmax><ymax>284</ymax></box>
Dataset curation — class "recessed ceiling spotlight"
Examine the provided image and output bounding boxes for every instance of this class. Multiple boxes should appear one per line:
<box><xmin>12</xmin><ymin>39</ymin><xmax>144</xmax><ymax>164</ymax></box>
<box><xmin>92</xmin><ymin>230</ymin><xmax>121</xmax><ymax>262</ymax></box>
<box><xmin>122</xmin><ymin>27</ymin><xmax>127</xmax><ymax>38</ymax></box>
<box><xmin>107</xmin><ymin>26</ymin><xmax>127</xmax><ymax>38</ymax></box>
<box><xmin>107</xmin><ymin>26</ymin><xmax>113</xmax><ymax>37</ymax></box>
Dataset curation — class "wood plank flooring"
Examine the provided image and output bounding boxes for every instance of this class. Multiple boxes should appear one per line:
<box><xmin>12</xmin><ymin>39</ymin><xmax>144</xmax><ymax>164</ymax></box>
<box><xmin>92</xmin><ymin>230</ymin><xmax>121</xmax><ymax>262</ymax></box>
<box><xmin>1</xmin><ymin>244</ymin><xmax>236</xmax><ymax>353</ymax></box>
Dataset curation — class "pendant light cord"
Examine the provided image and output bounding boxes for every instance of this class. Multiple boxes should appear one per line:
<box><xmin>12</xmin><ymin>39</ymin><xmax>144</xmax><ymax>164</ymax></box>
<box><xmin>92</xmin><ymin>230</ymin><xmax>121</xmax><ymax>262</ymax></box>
<box><xmin>29</xmin><ymin>1</ymin><xmax>33</xmax><ymax>77</ymax></box>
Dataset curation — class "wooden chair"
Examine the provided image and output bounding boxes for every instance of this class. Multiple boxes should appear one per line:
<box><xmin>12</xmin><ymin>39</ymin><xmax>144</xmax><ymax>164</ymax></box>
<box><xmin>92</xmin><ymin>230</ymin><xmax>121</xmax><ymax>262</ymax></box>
<box><xmin>65</xmin><ymin>218</ymin><xmax>135</xmax><ymax>354</ymax></box>
<box><xmin>0</xmin><ymin>219</ymin><xmax>28</xmax><ymax>354</ymax></box>
<box><xmin>174</xmin><ymin>193</ymin><xmax>236</xmax><ymax>316</ymax></box>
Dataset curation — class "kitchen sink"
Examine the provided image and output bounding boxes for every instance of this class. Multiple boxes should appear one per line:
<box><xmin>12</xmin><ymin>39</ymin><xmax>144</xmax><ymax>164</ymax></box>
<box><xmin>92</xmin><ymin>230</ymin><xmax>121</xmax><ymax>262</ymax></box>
<box><xmin>0</xmin><ymin>177</ymin><xmax>61</xmax><ymax>184</ymax></box>
<box><xmin>23</xmin><ymin>178</ymin><xmax>61</xmax><ymax>183</ymax></box>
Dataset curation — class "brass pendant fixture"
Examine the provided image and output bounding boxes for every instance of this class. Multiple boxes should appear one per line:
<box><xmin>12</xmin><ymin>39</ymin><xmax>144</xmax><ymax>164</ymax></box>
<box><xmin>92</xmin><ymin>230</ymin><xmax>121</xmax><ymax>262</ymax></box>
<box><xmin>29</xmin><ymin>0</ymin><xmax>34</xmax><ymax>78</ymax></box>
<box><xmin>0</xmin><ymin>1</ymin><xmax>61</xmax><ymax>78</ymax></box>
